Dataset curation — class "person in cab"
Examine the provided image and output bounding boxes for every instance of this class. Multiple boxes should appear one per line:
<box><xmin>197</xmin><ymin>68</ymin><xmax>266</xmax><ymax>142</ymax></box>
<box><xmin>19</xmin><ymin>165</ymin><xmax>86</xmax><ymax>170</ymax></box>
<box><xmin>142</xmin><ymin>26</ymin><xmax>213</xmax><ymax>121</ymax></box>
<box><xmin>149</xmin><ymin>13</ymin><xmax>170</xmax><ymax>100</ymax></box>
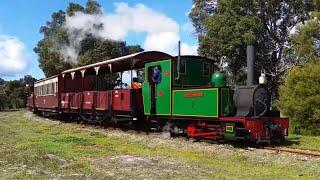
<box><xmin>131</xmin><ymin>77</ymin><xmax>141</xmax><ymax>89</ymax></box>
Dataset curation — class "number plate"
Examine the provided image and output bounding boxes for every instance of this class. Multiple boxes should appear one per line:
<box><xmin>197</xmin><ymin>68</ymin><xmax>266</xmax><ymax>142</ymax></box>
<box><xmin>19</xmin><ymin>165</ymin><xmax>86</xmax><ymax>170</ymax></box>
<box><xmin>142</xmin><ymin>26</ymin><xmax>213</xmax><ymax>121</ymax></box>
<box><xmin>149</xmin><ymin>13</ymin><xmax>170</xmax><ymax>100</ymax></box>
<box><xmin>226</xmin><ymin>125</ymin><xmax>234</xmax><ymax>133</ymax></box>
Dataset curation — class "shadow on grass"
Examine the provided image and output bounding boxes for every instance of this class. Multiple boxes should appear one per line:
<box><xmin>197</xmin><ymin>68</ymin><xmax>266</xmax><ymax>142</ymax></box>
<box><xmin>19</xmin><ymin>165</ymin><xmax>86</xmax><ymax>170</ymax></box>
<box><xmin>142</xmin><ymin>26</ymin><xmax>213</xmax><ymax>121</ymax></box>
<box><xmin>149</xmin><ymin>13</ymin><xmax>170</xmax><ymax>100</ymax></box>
<box><xmin>283</xmin><ymin>136</ymin><xmax>301</xmax><ymax>146</ymax></box>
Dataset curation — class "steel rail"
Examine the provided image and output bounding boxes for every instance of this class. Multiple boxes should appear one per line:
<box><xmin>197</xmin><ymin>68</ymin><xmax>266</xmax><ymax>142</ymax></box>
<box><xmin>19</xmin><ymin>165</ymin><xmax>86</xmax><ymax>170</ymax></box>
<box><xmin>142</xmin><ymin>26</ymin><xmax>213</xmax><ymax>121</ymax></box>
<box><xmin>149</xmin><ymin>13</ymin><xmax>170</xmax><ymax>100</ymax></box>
<box><xmin>263</xmin><ymin>147</ymin><xmax>320</xmax><ymax>157</ymax></box>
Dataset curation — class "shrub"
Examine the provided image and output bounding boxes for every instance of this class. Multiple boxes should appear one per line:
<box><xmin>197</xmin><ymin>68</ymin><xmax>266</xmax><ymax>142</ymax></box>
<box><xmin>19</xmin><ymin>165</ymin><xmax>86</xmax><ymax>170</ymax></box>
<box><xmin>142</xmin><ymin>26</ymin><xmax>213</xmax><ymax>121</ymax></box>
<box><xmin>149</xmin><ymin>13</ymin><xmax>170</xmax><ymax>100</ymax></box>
<box><xmin>278</xmin><ymin>61</ymin><xmax>320</xmax><ymax>135</ymax></box>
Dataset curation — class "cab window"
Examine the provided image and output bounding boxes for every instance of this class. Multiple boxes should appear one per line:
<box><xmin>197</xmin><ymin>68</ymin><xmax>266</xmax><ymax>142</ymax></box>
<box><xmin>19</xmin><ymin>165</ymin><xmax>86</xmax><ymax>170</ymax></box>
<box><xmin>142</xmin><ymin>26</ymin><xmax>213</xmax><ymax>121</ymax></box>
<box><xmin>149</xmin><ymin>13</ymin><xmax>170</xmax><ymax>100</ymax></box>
<box><xmin>148</xmin><ymin>65</ymin><xmax>162</xmax><ymax>84</ymax></box>
<box><xmin>179</xmin><ymin>59</ymin><xmax>186</xmax><ymax>75</ymax></box>
<box><xmin>203</xmin><ymin>62</ymin><xmax>210</xmax><ymax>77</ymax></box>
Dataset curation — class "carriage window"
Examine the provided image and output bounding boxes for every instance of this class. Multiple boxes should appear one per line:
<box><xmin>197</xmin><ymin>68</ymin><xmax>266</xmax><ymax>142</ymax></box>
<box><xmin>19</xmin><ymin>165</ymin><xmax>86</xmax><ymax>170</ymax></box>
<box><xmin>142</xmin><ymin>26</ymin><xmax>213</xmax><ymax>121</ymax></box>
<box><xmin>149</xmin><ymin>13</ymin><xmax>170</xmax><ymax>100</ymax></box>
<box><xmin>47</xmin><ymin>84</ymin><xmax>50</xmax><ymax>94</ymax></box>
<box><xmin>137</xmin><ymin>69</ymin><xmax>145</xmax><ymax>83</ymax></box>
<box><xmin>179</xmin><ymin>59</ymin><xmax>186</xmax><ymax>75</ymax></box>
<box><xmin>114</xmin><ymin>72</ymin><xmax>123</xmax><ymax>89</ymax></box>
<box><xmin>54</xmin><ymin>82</ymin><xmax>57</xmax><ymax>93</ymax></box>
<box><xmin>51</xmin><ymin>83</ymin><xmax>54</xmax><ymax>94</ymax></box>
<box><xmin>203</xmin><ymin>62</ymin><xmax>210</xmax><ymax>77</ymax></box>
<box><xmin>121</xmin><ymin>70</ymin><xmax>131</xmax><ymax>89</ymax></box>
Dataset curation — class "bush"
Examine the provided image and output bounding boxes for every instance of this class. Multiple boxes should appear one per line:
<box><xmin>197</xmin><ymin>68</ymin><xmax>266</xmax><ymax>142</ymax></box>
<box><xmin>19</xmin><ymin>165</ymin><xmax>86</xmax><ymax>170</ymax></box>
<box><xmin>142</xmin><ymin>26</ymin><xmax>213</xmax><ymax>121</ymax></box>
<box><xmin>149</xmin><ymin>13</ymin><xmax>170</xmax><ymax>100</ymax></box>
<box><xmin>278</xmin><ymin>61</ymin><xmax>320</xmax><ymax>135</ymax></box>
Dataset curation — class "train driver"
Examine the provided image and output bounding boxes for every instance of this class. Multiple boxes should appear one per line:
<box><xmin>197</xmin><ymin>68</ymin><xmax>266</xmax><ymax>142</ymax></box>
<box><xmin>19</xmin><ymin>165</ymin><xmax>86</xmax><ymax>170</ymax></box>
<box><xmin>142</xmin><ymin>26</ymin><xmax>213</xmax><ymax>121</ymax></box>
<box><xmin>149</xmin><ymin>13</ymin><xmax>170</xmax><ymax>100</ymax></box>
<box><xmin>152</xmin><ymin>66</ymin><xmax>161</xmax><ymax>84</ymax></box>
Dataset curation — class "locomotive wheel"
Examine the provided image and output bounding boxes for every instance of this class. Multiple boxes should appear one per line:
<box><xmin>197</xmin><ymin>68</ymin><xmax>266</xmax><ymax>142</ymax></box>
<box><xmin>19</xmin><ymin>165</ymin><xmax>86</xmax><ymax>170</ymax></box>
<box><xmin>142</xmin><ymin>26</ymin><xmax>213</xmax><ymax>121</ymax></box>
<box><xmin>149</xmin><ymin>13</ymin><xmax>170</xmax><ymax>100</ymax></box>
<box><xmin>101</xmin><ymin>118</ymin><xmax>110</xmax><ymax>129</ymax></box>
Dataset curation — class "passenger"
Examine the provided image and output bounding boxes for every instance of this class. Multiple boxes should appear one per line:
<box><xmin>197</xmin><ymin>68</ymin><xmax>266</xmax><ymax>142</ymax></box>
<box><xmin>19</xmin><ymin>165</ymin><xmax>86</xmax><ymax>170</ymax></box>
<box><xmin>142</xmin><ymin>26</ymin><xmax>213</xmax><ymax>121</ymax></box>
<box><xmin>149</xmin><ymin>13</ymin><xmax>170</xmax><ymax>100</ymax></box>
<box><xmin>131</xmin><ymin>77</ymin><xmax>141</xmax><ymax>89</ymax></box>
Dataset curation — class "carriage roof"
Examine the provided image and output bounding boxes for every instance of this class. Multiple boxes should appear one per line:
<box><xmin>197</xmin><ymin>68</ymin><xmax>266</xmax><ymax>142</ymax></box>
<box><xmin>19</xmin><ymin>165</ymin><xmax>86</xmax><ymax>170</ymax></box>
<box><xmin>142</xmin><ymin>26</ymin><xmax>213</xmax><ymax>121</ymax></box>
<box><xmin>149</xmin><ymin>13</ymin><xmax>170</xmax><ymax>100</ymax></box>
<box><xmin>62</xmin><ymin>51</ymin><xmax>172</xmax><ymax>75</ymax></box>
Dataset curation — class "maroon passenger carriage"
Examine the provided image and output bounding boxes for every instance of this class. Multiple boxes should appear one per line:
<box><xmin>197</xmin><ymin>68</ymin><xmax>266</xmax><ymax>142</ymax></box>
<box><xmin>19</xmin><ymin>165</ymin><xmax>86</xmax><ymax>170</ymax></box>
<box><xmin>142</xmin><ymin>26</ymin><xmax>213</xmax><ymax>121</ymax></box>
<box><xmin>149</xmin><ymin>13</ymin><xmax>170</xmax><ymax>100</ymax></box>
<box><xmin>27</xmin><ymin>51</ymin><xmax>171</xmax><ymax>125</ymax></box>
<box><xmin>27</xmin><ymin>75</ymin><xmax>60</xmax><ymax>113</ymax></box>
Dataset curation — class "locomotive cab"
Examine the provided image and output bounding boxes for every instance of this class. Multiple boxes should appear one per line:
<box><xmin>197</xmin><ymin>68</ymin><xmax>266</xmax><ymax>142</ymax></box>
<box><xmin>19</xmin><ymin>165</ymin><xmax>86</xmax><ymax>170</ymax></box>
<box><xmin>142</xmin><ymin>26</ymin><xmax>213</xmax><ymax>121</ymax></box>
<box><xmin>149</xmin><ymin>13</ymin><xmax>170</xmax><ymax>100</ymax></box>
<box><xmin>142</xmin><ymin>56</ymin><xmax>232</xmax><ymax>118</ymax></box>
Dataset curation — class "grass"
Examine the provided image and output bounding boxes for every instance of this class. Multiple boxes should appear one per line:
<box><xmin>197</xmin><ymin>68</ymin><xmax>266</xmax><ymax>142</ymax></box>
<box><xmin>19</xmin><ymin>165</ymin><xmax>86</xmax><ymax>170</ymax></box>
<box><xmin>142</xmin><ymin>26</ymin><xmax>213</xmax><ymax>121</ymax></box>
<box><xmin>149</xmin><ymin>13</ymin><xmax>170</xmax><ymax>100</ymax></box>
<box><xmin>0</xmin><ymin>109</ymin><xmax>319</xmax><ymax>179</ymax></box>
<box><xmin>286</xmin><ymin>134</ymin><xmax>320</xmax><ymax>151</ymax></box>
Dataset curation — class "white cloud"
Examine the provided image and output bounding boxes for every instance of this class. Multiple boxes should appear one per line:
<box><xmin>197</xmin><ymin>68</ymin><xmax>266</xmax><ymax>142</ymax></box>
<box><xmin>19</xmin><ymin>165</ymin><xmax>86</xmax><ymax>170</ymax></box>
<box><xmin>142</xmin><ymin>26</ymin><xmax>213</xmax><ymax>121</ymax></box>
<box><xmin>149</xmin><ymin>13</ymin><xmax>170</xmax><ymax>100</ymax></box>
<box><xmin>144</xmin><ymin>32</ymin><xmax>179</xmax><ymax>54</ymax></box>
<box><xmin>181</xmin><ymin>43</ymin><xmax>198</xmax><ymax>55</ymax></box>
<box><xmin>0</xmin><ymin>35</ymin><xmax>28</xmax><ymax>77</ymax></box>
<box><xmin>62</xmin><ymin>2</ymin><xmax>197</xmax><ymax>61</ymax></box>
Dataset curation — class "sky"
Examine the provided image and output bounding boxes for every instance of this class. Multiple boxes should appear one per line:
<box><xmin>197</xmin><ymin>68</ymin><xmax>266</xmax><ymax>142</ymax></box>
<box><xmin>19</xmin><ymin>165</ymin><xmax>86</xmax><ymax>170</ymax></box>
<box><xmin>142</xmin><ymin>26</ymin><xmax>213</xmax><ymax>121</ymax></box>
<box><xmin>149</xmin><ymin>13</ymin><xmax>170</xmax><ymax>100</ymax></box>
<box><xmin>0</xmin><ymin>0</ymin><xmax>198</xmax><ymax>80</ymax></box>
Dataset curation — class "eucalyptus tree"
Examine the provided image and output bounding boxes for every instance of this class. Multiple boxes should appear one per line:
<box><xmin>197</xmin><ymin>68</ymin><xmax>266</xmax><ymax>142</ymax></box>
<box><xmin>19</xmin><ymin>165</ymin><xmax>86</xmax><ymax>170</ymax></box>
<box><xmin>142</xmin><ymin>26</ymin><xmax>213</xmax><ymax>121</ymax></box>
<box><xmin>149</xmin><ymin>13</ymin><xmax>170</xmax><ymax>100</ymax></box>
<box><xmin>190</xmin><ymin>0</ymin><xmax>313</xmax><ymax>94</ymax></box>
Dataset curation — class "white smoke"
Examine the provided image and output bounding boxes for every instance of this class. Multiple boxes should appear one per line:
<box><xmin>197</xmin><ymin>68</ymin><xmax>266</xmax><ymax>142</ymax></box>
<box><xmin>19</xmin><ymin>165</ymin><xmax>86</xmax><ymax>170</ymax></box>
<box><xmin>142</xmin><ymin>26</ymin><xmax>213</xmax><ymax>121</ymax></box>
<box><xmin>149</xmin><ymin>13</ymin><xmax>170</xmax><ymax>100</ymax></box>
<box><xmin>61</xmin><ymin>2</ymin><xmax>197</xmax><ymax>62</ymax></box>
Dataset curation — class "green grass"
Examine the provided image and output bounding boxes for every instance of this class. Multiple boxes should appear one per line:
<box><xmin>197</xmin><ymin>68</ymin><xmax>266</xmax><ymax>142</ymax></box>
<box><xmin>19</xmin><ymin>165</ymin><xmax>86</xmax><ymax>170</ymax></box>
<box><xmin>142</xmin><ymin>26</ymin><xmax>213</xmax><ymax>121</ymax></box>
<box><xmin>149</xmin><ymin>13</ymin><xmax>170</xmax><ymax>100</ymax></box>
<box><xmin>0</xmin><ymin>110</ymin><xmax>319</xmax><ymax>179</ymax></box>
<box><xmin>286</xmin><ymin>134</ymin><xmax>320</xmax><ymax>151</ymax></box>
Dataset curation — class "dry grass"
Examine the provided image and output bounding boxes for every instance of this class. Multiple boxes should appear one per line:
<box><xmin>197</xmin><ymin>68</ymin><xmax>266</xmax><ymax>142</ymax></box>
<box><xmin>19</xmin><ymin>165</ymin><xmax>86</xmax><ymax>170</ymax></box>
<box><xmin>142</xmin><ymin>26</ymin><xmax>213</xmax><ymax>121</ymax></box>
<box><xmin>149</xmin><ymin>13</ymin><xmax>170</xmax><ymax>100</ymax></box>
<box><xmin>0</xmin><ymin>110</ymin><xmax>319</xmax><ymax>179</ymax></box>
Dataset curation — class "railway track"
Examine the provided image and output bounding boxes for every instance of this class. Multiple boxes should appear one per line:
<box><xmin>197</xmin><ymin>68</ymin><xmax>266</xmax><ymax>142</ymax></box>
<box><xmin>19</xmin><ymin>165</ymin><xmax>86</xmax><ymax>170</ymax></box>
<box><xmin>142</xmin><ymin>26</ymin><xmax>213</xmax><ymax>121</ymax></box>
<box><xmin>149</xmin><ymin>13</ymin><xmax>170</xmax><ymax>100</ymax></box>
<box><xmin>43</xmin><ymin>116</ymin><xmax>320</xmax><ymax>158</ymax></box>
<box><xmin>263</xmin><ymin>147</ymin><xmax>320</xmax><ymax>157</ymax></box>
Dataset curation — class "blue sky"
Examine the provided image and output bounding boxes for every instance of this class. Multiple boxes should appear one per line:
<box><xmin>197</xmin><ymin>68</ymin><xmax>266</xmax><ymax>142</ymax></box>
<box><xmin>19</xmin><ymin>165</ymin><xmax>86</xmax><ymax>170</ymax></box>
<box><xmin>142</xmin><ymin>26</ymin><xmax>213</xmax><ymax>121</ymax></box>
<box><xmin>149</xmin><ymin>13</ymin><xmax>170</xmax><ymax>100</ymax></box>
<box><xmin>0</xmin><ymin>0</ymin><xmax>197</xmax><ymax>80</ymax></box>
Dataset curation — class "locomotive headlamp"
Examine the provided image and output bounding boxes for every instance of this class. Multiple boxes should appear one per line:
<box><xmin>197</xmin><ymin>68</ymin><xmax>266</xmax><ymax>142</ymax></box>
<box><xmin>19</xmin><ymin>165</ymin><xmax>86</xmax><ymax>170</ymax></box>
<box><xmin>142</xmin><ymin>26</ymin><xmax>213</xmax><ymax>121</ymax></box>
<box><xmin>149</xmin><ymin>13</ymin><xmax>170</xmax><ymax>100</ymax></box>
<box><xmin>259</xmin><ymin>69</ymin><xmax>267</xmax><ymax>84</ymax></box>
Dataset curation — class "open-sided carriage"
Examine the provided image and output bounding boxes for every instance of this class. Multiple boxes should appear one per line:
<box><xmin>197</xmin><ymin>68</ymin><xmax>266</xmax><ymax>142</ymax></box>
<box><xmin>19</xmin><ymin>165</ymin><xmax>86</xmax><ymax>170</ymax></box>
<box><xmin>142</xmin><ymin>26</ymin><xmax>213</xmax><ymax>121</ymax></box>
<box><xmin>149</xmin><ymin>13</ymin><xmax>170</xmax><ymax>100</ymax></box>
<box><xmin>27</xmin><ymin>51</ymin><xmax>170</xmax><ymax>124</ymax></box>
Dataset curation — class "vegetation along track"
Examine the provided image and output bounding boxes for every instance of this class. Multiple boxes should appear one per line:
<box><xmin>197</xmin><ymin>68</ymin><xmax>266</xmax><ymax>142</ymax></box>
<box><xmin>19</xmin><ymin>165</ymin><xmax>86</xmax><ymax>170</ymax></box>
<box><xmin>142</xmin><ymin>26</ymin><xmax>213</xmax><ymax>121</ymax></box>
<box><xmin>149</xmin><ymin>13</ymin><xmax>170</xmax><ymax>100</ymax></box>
<box><xmin>0</xmin><ymin>110</ymin><xmax>319</xmax><ymax>179</ymax></box>
<box><xmin>41</xmin><ymin>116</ymin><xmax>320</xmax><ymax>160</ymax></box>
<box><xmin>35</xmin><ymin>113</ymin><xmax>320</xmax><ymax>158</ymax></box>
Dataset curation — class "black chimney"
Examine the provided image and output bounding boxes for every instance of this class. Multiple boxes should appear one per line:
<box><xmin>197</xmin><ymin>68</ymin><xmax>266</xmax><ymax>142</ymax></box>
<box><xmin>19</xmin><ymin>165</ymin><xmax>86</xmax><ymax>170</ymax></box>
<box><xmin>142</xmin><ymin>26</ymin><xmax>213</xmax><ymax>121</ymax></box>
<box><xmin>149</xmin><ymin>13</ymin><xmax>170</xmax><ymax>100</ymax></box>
<box><xmin>246</xmin><ymin>45</ymin><xmax>254</xmax><ymax>86</ymax></box>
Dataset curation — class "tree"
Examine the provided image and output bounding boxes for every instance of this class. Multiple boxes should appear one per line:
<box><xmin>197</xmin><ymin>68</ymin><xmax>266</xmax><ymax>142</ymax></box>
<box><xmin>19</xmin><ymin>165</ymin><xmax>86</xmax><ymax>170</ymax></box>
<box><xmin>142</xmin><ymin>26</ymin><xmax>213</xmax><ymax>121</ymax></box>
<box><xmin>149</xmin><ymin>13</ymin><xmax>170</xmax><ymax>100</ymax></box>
<box><xmin>278</xmin><ymin>61</ymin><xmax>320</xmax><ymax>135</ymax></box>
<box><xmin>289</xmin><ymin>0</ymin><xmax>320</xmax><ymax>63</ymax></box>
<box><xmin>33</xmin><ymin>9</ymin><xmax>70</xmax><ymax>77</ymax></box>
<box><xmin>67</xmin><ymin>3</ymin><xmax>85</xmax><ymax>16</ymax></box>
<box><xmin>278</xmin><ymin>0</ymin><xmax>320</xmax><ymax>135</ymax></box>
<box><xmin>0</xmin><ymin>75</ymin><xmax>37</xmax><ymax>111</ymax></box>
<box><xmin>0</xmin><ymin>92</ymin><xmax>9</xmax><ymax>110</ymax></box>
<box><xmin>190</xmin><ymin>0</ymin><xmax>313</xmax><ymax>94</ymax></box>
<box><xmin>0</xmin><ymin>78</ymin><xmax>28</xmax><ymax>110</ymax></box>
<box><xmin>34</xmin><ymin>0</ymin><xmax>143</xmax><ymax>77</ymax></box>
<box><xmin>85</xmin><ymin>0</ymin><xmax>102</xmax><ymax>14</ymax></box>
<box><xmin>22</xmin><ymin>75</ymin><xmax>37</xmax><ymax>85</ymax></box>
<box><xmin>77</xmin><ymin>39</ymin><xmax>143</xmax><ymax>66</ymax></box>
<box><xmin>0</xmin><ymin>78</ymin><xmax>5</xmax><ymax>85</ymax></box>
